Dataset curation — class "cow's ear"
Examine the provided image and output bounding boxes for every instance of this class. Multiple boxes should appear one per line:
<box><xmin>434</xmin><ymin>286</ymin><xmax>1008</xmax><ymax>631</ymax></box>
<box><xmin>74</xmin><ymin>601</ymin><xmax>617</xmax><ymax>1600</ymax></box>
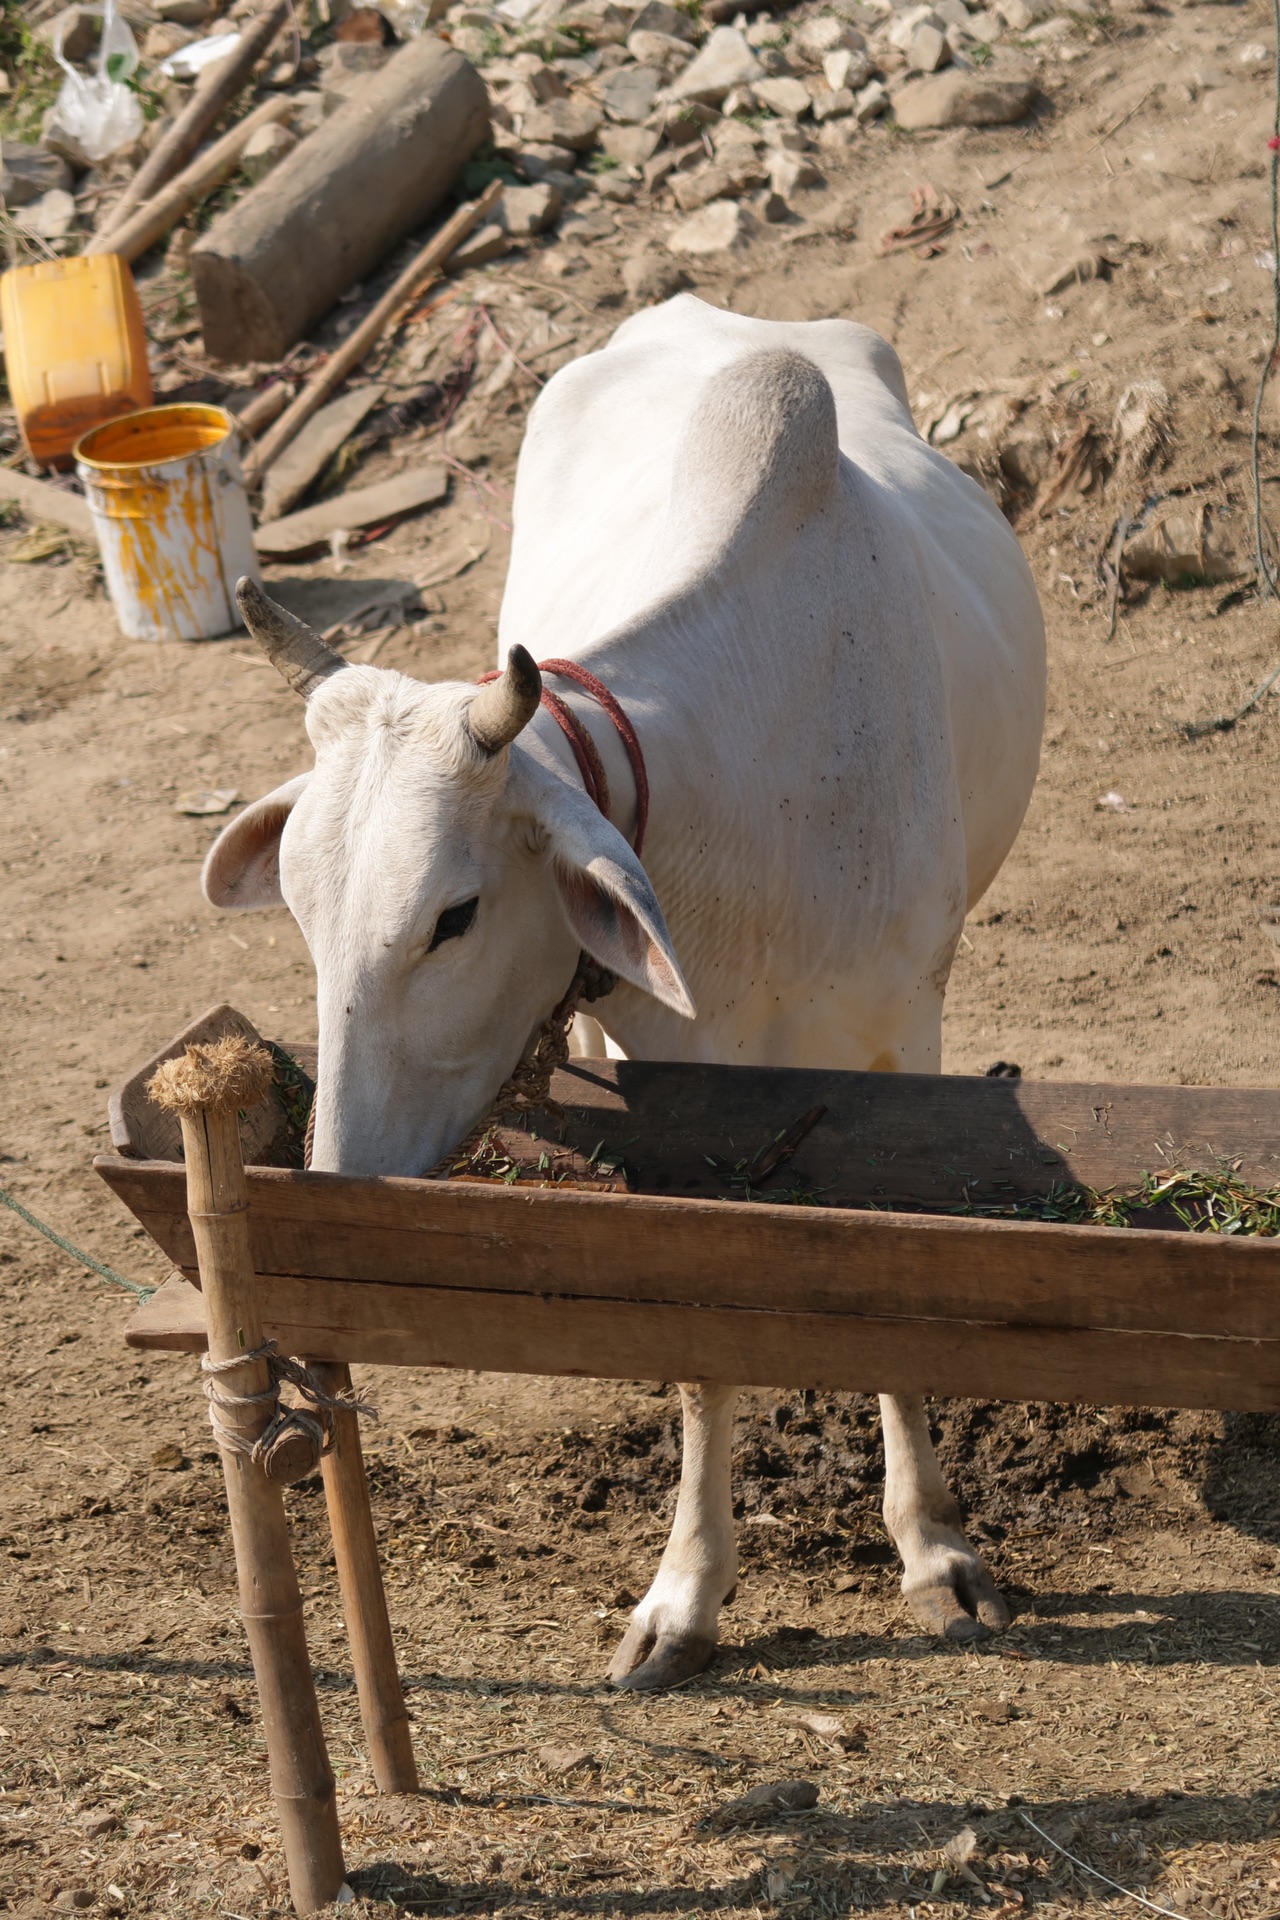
<box><xmin>202</xmin><ymin>774</ymin><xmax>310</xmax><ymax>911</ymax></box>
<box><xmin>540</xmin><ymin>780</ymin><xmax>695</xmax><ymax>1018</ymax></box>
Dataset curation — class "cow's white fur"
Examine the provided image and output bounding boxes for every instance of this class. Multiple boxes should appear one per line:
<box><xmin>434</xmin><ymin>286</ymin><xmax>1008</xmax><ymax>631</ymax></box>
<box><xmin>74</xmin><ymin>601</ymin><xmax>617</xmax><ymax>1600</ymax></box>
<box><xmin>205</xmin><ymin>295</ymin><xmax>1045</xmax><ymax>1686</ymax></box>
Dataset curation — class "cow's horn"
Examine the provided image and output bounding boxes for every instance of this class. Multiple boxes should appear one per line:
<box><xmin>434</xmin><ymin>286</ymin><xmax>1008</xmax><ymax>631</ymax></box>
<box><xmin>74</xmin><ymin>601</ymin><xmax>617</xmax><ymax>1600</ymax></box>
<box><xmin>467</xmin><ymin>645</ymin><xmax>542</xmax><ymax>753</ymax></box>
<box><xmin>236</xmin><ymin>577</ymin><xmax>347</xmax><ymax>699</ymax></box>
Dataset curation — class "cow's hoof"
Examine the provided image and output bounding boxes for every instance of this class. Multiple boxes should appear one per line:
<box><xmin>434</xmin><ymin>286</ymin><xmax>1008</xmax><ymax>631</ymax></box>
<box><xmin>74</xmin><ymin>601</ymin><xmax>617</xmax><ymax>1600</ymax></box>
<box><xmin>608</xmin><ymin>1623</ymin><xmax>717</xmax><ymax>1692</ymax></box>
<box><xmin>905</xmin><ymin>1567</ymin><xmax>1010</xmax><ymax>1642</ymax></box>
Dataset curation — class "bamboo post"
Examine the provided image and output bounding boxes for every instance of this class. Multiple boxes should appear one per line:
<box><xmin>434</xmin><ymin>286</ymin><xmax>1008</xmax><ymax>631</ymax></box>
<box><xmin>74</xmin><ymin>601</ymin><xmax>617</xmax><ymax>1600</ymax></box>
<box><xmin>311</xmin><ymin>1360</ymin><xmax>419</xmax><ymax>1795</ymax></box>
<box><xmin>95</xmin><ymin>0</ymin><xmax>291</xmax><ymax>242</ymax></box>
<box><xmin>83</xmin><ymin>94</ymin><xmax>295</xmax><ymax>266</ymax></box>
<box><xmin>147</xmin><ymin>1039</ymin><xmax>346</xmax><ymax>1916</ymax></box>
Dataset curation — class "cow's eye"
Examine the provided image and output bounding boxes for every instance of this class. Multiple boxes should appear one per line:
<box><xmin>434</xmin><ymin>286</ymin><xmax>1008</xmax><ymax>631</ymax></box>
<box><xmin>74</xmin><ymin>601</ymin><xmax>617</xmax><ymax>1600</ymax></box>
<box><xmin>428</xmin><ymin>896</ymin><xmax>478</xmax><ymax>951</ymax></box>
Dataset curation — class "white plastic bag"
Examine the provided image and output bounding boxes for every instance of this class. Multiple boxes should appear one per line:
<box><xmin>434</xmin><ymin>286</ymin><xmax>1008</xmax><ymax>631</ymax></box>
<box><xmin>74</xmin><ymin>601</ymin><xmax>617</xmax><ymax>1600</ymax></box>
<box><xmin>51</xmin><ymin>0</ymin><xmax>144</xmax><ymax>163</ymax></box>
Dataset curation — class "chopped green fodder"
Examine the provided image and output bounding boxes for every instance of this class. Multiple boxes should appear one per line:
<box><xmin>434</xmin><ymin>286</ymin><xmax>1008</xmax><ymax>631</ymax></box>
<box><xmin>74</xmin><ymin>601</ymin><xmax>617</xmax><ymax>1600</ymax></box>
<box><xmin>949</xmin><ymin>1167</ymin><xmax>1280</xmax><ymax>1235</ymax></box>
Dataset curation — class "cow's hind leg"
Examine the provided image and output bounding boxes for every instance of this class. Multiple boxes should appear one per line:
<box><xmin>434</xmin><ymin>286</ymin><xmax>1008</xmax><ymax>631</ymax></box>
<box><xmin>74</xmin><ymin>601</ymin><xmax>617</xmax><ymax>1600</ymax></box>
<box><xmin>609</xmin><ymin>1383</ymin><xmax>738</xmax><ymax>1691</ymax></box>
<box><xmin>880</xmin><ymin>1393</ymin><xmax>1009</xmax><ymax>1641</ymax></box>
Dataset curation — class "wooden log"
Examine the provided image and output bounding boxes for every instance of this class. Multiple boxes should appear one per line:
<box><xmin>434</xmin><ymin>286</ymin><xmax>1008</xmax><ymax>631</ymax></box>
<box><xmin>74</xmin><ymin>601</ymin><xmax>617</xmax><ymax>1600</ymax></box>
<box><xmin>83</xmin><ymin>94</ymin><xmax>296</xmax><ymax>266</ymax></box>
<box><xmin>242</xmin><ymin>177</ymin><xmax>502</xmax><ymax>486</ymax></box>
<box><xmin>232</xmin><ymin>380</ymin><xmax>295</xmax><ymax>440</ymax></box>
<box><xmin>95</xmin><ymin>0</ymin><xmax>292</xmax><ymax>242</ymax></box>
<box><xmin>311</xmin><ymin>1359</ymin><xmax>419</xmax><ymax>1795</ymax></box>
<box><xmin>190</xmin><ymin>34</ymin><xmax>490</xmax><ymax>365</ymax></box>
<box><xmin>145</xmin><ymin>1044</ymin><xmax>345</xmax><ymax>1916</ymax></box>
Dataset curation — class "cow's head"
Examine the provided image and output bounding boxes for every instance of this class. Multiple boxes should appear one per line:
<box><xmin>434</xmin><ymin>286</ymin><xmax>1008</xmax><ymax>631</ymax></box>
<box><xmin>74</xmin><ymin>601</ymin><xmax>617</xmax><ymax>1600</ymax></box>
<box><xmin>203</xmin><ymin>581</ymin><xmax>694</xmax><ymax>1176</ymax></box>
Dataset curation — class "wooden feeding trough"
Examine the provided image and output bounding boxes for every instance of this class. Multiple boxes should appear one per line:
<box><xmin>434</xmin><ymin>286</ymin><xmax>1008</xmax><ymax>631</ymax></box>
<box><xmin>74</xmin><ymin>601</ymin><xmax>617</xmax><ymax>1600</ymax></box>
<box><xmin>96</xmin><ymin>1004</ymin><xmax>1280</xmax><ymax>1911</ymax></box>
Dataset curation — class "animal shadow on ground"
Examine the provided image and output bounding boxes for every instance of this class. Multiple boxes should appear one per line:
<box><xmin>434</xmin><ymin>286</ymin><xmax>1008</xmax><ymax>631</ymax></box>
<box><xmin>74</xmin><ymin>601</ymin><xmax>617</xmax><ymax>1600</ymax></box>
<box><xmin>348</xmin><ymin>1786</ymin><xmax>1280</xmax><ymax>1915</ymax></box>
<box><xmin>1201</xmin><ymin>1413</ymin><xmax>1280</xmax><ymax>1547</ymax></box>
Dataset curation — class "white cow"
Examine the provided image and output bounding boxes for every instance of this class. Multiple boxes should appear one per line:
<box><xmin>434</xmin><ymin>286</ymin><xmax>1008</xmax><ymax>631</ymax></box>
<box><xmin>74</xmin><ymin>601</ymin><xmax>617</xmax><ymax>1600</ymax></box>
<box><xmin>205</xmin><ymin>294</ymin><xmax>1046</xmax><ymax>1690</ymax></box>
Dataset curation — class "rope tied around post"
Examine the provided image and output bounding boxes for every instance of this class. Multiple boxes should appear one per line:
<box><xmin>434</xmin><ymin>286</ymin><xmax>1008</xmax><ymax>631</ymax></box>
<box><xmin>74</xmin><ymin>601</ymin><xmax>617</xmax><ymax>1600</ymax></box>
<box><xmin>203</xmin><ymin>1340</ymin><xmax>378</xmax><ymax>1486</ymax></box>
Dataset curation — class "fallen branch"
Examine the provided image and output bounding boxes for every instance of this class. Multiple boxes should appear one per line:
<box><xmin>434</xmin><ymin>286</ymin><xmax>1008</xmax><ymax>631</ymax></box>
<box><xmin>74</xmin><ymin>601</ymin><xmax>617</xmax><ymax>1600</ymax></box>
<box><xmin>83</xmin><ymin>94</ymin><xmax>295</xmax><ymax>266</ymax></box>
<box><xmin>243</xmin><ymin>177</ymin><xmax>503</xmax><ymax>487</ymax></box>
<box><xmin>94</xmin><ymin>0</ymin><xmax>291</xmax><ymax>242</ymax></box>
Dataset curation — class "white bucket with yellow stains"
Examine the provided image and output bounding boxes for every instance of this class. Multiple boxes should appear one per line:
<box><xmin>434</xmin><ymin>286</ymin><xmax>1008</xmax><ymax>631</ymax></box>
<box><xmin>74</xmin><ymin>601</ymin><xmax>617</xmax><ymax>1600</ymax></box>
<box><xmin>75</xmin><ymin>403</ymin><xmax>260</xmax><ymax>642</ymax></box>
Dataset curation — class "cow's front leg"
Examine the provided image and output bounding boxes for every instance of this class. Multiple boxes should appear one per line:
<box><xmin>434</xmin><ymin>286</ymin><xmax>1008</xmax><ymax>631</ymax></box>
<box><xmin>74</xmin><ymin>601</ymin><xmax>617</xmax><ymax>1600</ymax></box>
<box><xmin>609</xmin><ymin>1383</ymin><xmax>738</xmax><ymax>1691</ymax></box>
<box><xmin>880</xmin><ymin>1393</ymin><xmax>1009</xmax><ymax>1641</ymax></box>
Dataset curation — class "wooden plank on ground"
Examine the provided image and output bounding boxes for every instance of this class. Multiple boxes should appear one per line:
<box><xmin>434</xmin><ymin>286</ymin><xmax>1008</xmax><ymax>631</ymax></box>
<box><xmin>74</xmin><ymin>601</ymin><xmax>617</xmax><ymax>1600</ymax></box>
<box><xmin>123</xmin><ymin>1267</ymin><xmax>1280</xmax><ymax>1412</ymax></box>
<box><xmin>254</xmin><ymin>465</ymin><xmax>449</xmax><ymax>560</ymax></box>
<box><xmin>97</xmin><ymin>1156</ymin><xmax>1280</xmax><ymax>1340</ymax></box>
<box><xmin>0</xmin><ymin>468</ymin><xmax>94</xmax><ymax>538</ymax></box>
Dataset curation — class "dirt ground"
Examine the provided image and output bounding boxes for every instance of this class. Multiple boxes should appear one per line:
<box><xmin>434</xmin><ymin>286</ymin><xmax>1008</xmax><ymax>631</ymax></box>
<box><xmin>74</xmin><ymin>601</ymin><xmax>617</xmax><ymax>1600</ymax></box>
<box><xmin>7</xmin><ymin>1</ymin><xmax>1280</xmax><ymax>1914</ymax></box>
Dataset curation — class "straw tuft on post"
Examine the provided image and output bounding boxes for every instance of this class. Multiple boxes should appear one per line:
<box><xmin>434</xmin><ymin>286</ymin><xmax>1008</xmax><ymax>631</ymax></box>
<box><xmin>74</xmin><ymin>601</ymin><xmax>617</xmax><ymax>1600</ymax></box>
<box><xmin>147</xmin><ymin>1036</ymin><xmax>274</xmax><ymax>1117</ymax></box>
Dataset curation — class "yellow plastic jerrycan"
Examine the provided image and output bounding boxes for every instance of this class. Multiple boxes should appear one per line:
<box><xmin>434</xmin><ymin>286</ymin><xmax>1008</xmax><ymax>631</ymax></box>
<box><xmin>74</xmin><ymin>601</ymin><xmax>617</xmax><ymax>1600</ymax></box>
<box><xmin>0</xmin><ymin>254</ymin><xmax>152</xmax><ymax>470</ymax></box>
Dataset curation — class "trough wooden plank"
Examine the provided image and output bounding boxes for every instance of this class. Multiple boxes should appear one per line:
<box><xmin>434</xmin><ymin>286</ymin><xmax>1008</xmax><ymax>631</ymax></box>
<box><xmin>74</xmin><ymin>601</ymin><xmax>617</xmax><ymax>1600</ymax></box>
<box><xmin>104</xmin><ymin>1004</ymin><xmax>1280</xmax><ymax>1204</ymax></box>
<box><xmin>97</xmin><ymin>1156</ymin><xmax>1280</xmax><ymax>1341</ymax></box>
<box><xmin>123</xmin><ymin>1267</ymin><xmax>1280</xmax><ymax>1411</ymax></box>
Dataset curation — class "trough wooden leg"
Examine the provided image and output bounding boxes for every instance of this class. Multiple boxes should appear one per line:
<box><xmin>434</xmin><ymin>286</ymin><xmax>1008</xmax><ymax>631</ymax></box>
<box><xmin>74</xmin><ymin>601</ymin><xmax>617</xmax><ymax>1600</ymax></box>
<box><xmin>311</xmin><ymin>1359</ymin><xmax>419</xmax><ymax>1794</ymax></box>
<box><xmin>152</xmin><ymin>1047</ymin><xmax>347</xmax><ymax>1915</ymax></box>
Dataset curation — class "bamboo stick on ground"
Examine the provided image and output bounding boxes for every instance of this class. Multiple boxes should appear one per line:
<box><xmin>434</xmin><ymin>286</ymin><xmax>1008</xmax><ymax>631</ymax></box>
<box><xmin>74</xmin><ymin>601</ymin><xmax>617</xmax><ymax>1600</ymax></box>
<box><xmin>242</xmin><ymin>176</ymin><xmax>503</xmax><ymax>486</ymax></box>
<box><xmin>95</xmin><ymin>0</ymin><xmax>291</xmax><ymax>242</ymax></box>
<box><xmin>147</xmin><ymin>1039</ymin><xmax>346</xmax><ymax>1916</ymax></box>
<box><xmin>83</xmin><ymin>94</ymin><xmax>295</xmax><ymax>266</ymax></box>
<box><xmin>311</xmin><ymin>1359</ymin><xmax>419</xmax><ymax>1795</ymax></box>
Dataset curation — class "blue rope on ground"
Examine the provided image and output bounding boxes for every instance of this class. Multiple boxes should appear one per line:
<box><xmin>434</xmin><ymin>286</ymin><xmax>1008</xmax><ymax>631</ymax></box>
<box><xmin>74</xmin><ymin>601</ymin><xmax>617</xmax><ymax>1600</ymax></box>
<box><xmin>0</xmin><ymin>1185</ymin><xmax>155</xmax><ymax>1301</ymax></box>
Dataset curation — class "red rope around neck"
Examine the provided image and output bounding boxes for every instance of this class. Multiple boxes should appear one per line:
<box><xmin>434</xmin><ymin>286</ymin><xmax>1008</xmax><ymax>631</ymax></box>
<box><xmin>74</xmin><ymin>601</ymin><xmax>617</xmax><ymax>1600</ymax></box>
<box><xmin>476</xmin><ymin>657</ymin><xmax>650</xmax><ymax>856</ymax></box>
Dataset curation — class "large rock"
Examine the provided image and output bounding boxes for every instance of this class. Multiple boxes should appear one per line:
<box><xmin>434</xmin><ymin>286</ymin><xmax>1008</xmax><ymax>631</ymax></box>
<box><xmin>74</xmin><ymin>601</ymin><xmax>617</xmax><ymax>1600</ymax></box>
<box><xmin>599</xmin><ymin>64</ymin><xmax>661</xmax><ymax>122</ymax></box>
<box><xmin>668</xmin><ymin>197</ymin><xmax>760</xmax><ymax>254</ymax></box>
<box><xmin>628</xmin><ymin>0</ymin><xmax>697</xmax><ymax>40</ymax></box>
<box><xmin>753</xmin><ymin>74</ymin><xmax>812</xmax><ymax>117</ymax></box>
<box><xmin>500</xmin><ymin>180</ymin><xmax>562</xmax><ymax>233</ymax></box>
<box><xmin>0</xmin><ymin>139</ymin><xmax>72</xmax><ymax>208</ymax></box>
<box><xmin>792</xmin><ymin>15</ymin><xmax>864</xmax><ymax>59</ymax></box>
<box><xmin>891</xmin><ymin>71</ymin><xmax>1037</xmax><ymax>128</ymax></box>
<box><xmin>665</xmin><ymin>26</ymin><xmax>762</xmax><ymax>103</ymax></box>
<box><xmin>599</xmin><ymin>122</ymin><xmax>661</xmax><ymax>165</ymax></box>
<box><xmin>521</xmin><ymin>95</ymin><xmax>604</xmax><ymax>150</ymax></box>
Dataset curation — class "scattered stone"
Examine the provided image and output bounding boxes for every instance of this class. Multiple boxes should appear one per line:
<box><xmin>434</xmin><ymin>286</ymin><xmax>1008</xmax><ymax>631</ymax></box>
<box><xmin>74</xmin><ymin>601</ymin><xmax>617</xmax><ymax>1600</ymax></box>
<box><xmin>817</xmin><ymin>115</ymin><xmax>859</xmax><ymax>148</ymax></box>
<box><xmin>853</xmin><ymin>76</ymin><xmax>889</xmax><ymax>119</ymax></box>
<box><xmin>141</xmin><ymin>20</ymin><xmax>198</xmax><ymax>60</ymax></box>
<box><xmin>994</xmin><ymin>0</ymin><xmax>1051</xmax><ymax>26</ymax></box>
<box><xmin>891</xmin><ymin>71</ymin><xmax>1037</xmax><ymax>128</ymax></box>
<box><xmin>622</xmin><ymin>249</ymin><xmax>690</xmax><ymax>299</ymax></box>
<box><xmin>14</xmin><ymin>188</ymin><xmax>76</xmax><ymax>240</ymax></box>
<box><xmin>600</xmin><ymin>122</ymin><xmax>661</xmax><ymax>165</ymax></box>
<box><xmin>600</xmin><ymin>63</ymin><xmax>662</xmax><ymax>122</ymax></box>
<box><xmin>668</xmin><ymin>197</ymin><xmax>760</xmax><ymax>254</ymax></box>
<box><xmin>966</xmin><ymin>7</ymin><xmax>1004</xmax><ymax>35</ymax></box>
<box><xmin>643</xmin><ymin>149</ymin><xmax>679</xmax><ymax>192</ymax></box>
<box><xmin>794</xmin><ymin>15</ymin><xmax>865</xmax><ymax>58</ymax></box>
<box><xmin>673</xmin><ymin>164</ymin><xmax>735</xmax><ymax>210</ymax></box>
<box><xmin>888</xmin><ymin>3</ymin><xmax>943</xmax><ymax>47</ymax></box>
<box><xmin>150</xmin><ymin>1441</ymin><xmax>187</xmax><ymax>1469</ymax></box>
<box><xmin>813</xmin><ymin>86</ymin><xmax>854</xmax><ymax>119</ymax></box>
<box><xmin>823</xmin><ymin>46</ymin><xmax>871</xmax><ymax>90</ymax></box>
<box><xmin>757</xmin><ymin>187</ymin><xmax>789</xmax><ymax>221</ymax></box>
<box><xmin>1124</xmin><ymin>503</ymin><xmax>1240</xmax><ymax>584</ymax></box>
<box><xmin>701</xmin><ymin>1780</ymin><xmax>821</xmax><ymax>1830</ymax></box>
<box><xmin>0</xmin><ymin>139</ymin><xmax>72</xmax><ymax>209</ymax></box>
<box><xmin>520</xmin><ymin>142</ymin><xmax>579</xmax><ymax>181</ymax></box>
<box><xmin>446</xmin><ymin>221</ymin><xmax>513</xmax><ymax>271</ymax></box>
<box><xmin>521</xmin><ymin>96</ymin><xmax>604</xmax><ymax>150</ymax></box>
<box><xmin>753</xmin><ymin>74</ymin><xmax>812</xmax><ymax>117</ymax></box>
<box><xmin>629</xmin><ymin>0</ymin><xmax>697</xmax><ymax>41</ymax></box>
<box><xmin>932</xmin><ymin>0</ymin><xmax>973</xmax><ymax>25</ymax></box>
<box><xmin>240</xmin><ymin>120</ymin><xmax>297</xmax><ymax>184</ymax></box>
<box><xmin>626</xmin><ymin>27</ymin><xmax>695</xmax><ymax>71</ymax></box>
<box><xmin>38</xmin><ymin>5</ymin><xmax>98</xmax><ymax>63</ymax></box>
<box><xmin>661</xmin><ymin>98</ymin><xmax>721</xmax><ymax>145</ymax></box>
<box><xmin>538</xmin><ymin>1742</ymin><xmax>595</xmax><ymax>1774</ymax></box>
<box><xmin>667</xmin><ymin>25</ymin><xmax>764</xmax><ymax>104</ymax></box>
<box><xmin>722</xmin><ymin>83</ymin><xmax>759</xmax><ymax>114</ymax></box>
<box><xmin>768</xmin><ymin>150</ymin><xmax>822</xmax><ymax>195</ymax></box>
<box><xmin>82</xmin><ymin>1813</ymin><xmax>123</xmax><ymax>1837</ymax></box>
<box><xmin>500</xmin><ymin>180</ymin><xmax>562</xmax><ymax>233</ymax></box>
<box><xmin>762</xmin><ymin>119</ymin><xmax>812</xmax><ymax>151</ymax></box>
<box><xmin>908</xmin><ymin>21</ymin><xmax>949</xmax><ymax>70</ymax></box>
<box><xmin>158</xmin><ymin>0</ymin><xmax>216</xmax><ymax>20</ymax></box>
